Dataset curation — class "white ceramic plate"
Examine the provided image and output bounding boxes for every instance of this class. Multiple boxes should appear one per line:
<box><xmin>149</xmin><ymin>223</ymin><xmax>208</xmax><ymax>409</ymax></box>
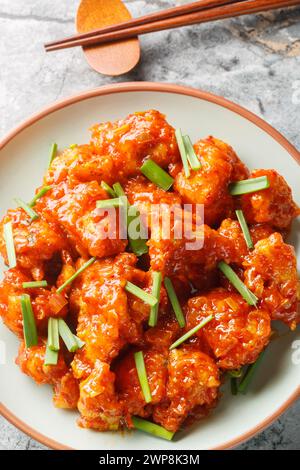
<box><xmin>0</xmin><ymin>82</ymin><xmax>299</xmax><ymax>450</ymax></box>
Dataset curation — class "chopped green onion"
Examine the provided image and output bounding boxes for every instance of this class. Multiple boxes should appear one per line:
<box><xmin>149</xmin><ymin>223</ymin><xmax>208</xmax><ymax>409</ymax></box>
<box><xmin>101</xmin><ymin>181</ymin><xmax>116</xmax><ymax>198</ymax></box>
<box><xmin>57</xmin><ymin>257</ymin><xmax>96</xmax><ymax>293</ymax></box>
<box><xmin>44</xmin><ymin>339</ymin><xmax>58</xmax><ymax>366</ymax></box>
<box><xmin>132</xmin><ymin>416</ymin><xmax>174</xmax><ymax>441</ymax></box>
<box><xmin>20</xmin><ymin>294</ymin><xmax>38</xmax><ymax>348</ymax></box>
<box><xmin>148</xmin><ymin>272</ymin><xmax>162</xmax><ymax>327</ymax></box>
<box><xmin>58</xmin><ymin>319</ymin><xmax>78</xmax><ymax>352</ymax></box>
<box><xmin>69</xmin><ymin>143</ymin><xmax>77</xmax><ymax>149</ymax></box>
<box><xmin>134</xmin><ymin>351</ymin><xmax>152</xmax><ymax>404</ymax></box>
<box><xmin>29</xmin><ymin>186</ymin><xmax>52</xmax><ymax>207</ymax></box>
<box><xmin>235</xmin><ymin>209</ymin><xmax>254</xmax><ymax>249</ymax></box>
<box><xmin>228</xmin><ymin>369</ymin><xmax>243</xmax><ymax>378</ymax></box>
<box><xmin>113</xmin><ymin>182</ymin><xmax>126</xmax><ymax>197</ymax></box>
<box><xmin>164</xmin><ymin>277</ymin><xmax>185</xmax><ymax>328</ymax></box>
<box><xmin>218</xmin><ymin>261</ymin><xmax>258</xmax><ymax>306</ymax></box>
<box><xmin>125</xmin><ymin>281</ymin><xmax>158</xmax><ymax>307</ymax></box>
<box><xmin>22</xmin><ymin>280</ymin><xmax>48</xmax><ymax>289</ymax></box>
<box><xmin>74</xmin><ymin>335</ymin><xmax>85</xmax><ymax>349</ymax></box>
<box><xmin>183</xmin><ymin>135</ymin><xmax>201</xmax><ymax>170</ymax></box>
<box><xmin>229</xmin><ymin>176</ymin><xmax>270</xmax><ymax>196</ymax></box>
<box><xmin>175</xmin><ymin>128</ymin><xmax>190</xmax><ymax>178</ymax></box>
<box><xmin>140</xmin><ymin>159</ymin><xmax>174</xmax><ymax>191</ymax></box>
<box><xmin>231</xmin><ymin>378</ymin><xmax>238</xmax><ymax>395</ymax></box>
<box><xmin>48</xmin><ymin>318</ymin><xmax>60</xmax><ymax>351</ymax></box>
<box><xmin>3</xmin><ymin>221</ymin><xmax>16</xmax><ymax>269</ymax></box>
<box><xmin>238</xmin><ymin>350</ymin><xmax>266</xmax><ymax>394</ymax></box>
<box><xmin>48</xmin><ymin>143</ymin><xmax>57</xmax><ymax>167</ymax></box>
<box><xmin>14</xmin><ymin>198</ymin><xmax>39</xmax><ymax>221</ymax></box>
<box><xmin>96</xmin><ymin>197</ymin><xmax>124</xmax><ymax>209</ymax></box>
<box><xmin>169</xmin><ymin>315</ymin><xmax>213</xmax><ymax>350</ymax></box>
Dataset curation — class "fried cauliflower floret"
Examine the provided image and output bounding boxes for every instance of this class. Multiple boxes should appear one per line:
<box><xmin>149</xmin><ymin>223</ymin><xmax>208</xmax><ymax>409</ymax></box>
<box><xmin>77</xmin><ymin>360</ymin><xmax>122</xmax><ymax>431</ymax></box>
<box><xmin>90</xmin><ymin>110</ymin><xmax>180</xmax><ymax>182</ymax></box>
<box><xmin>243</xmin><ymin>233</ymin><xmax>300</xmax><ymax>329</ymax></box>
<box><xmin>16</xmin><ymin>341</ymin><xmax>79</xmax><ymax>409</ymax></box>
<box><xmin>185</xmin><ymin>288</ymin><xmax>271</xmax><ymax>369</ymax></box>
<box><xmin>174</xmin><ymin>137</ymin><xmax>249</xmax><ymax>226</ymax></box>
<box><xmin>36</xmin><ymin>181</ymin><xmax>127</xmax><ymax>258</ymax></box>
<box><xmin>241</xmin><ymin>169</ymin><xmax>299</xmax><ymax>231</ymax></box>
<box><xmin>0</xmin><ymin>268</ymin><xmax>67</xmax><ymax>338</ymax></box>
<box><xmin>218</xmin><ymin>218</ymin><xmax>274</xmax><ymax>265</ymax></box>
<box><xmin>152</xmin><ymin>348</ymin><xmax>220</xmax><ymax>432</ymax></box>
<box><xmin>0</xmin><ymin>208</ymin><xmax>67</xmax><ymax>280</ymax></box>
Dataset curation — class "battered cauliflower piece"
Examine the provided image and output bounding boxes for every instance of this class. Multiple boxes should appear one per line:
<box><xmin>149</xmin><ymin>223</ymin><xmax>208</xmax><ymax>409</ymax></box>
<box><xmin>77</xmin><ymin>360</ymin><xmax>122</xmax><ymax>431</ymax></box>
<box><xmin>185</xmin><ymin>288</ymin><xmax>271</xmax><ymax>369</ymax></box>
<box><xmin>243</xmin><ymin>233</ymin><xmax>300</xmax><ymax>329</ymax></box>
<box><xmin>241</xmin><ymin>169</ymin><xmax>299</xmax><ymax>231</ymax></box>
<box><xmin>174</xmin><ymin>137</ymin><xmax>249</xmax><ymax>226</ymax></box>
<box><xmin>16</xmin><ymin>341</ymin><xmax>79</xmax><ymax>409</ymax></box>
<box><xmin>0</xmin><ymin>208</ymin><xmax>67</xmax><ymax>280</ymax></box>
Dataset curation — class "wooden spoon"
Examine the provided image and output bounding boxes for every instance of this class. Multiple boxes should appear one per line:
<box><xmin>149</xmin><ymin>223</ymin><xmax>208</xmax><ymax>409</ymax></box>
<box><xmin>76</xmin><ymin>0</ymin><xmax>140</xmax><ymax>76</ymax></box>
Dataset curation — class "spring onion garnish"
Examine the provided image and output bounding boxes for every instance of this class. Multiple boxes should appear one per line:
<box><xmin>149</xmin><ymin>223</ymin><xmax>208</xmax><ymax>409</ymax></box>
<box><xmin>101</xmin><ymin>181</ymin><xmax>117</xmax><ymax>198</ymax></box>
<box><xmin>231</xmin><ymin>378</ymin><xmax>238</xmax><ymax>396</ymax></box>
<box><xmin>236</xmin><ymin>209</ymin><xmax>254</xmax><ymax>249</ymax></box>
<box><xmin>96</xmin><ymin>197</ymin><xmax>125</xmax><ymax>209</ymax></box>
<box><xmin>14</xmin><ymin>198</ymin><xmax>39</xmax><ymax>221</ymax></box>
<box><xmin>218</xmin><ymin>261</ymin><xmax>258</xmax><ymax>306</ymax></box>
<box><xmin>237</xmin><ymin>350</ymin><xmax>266</xmax><ymax>394</ymax></box>
<box><xmin>48</xmin><ymin>143</ymin><xmax>57</xmax><ymax>167</ymax></box>
<box><xmin>164</xmin><ymin>277</ymin><xmax>185</xmax><ymax>328</ymax></box>
<box><xmin>132</xmin><ymin>416</ymin><xmax>174</xmax><ymax>441</ymax></box>
<box><xmin>175</xmin><ymin>128</ymin><xmax>190</xmax><ymax>178</ymax></box>
<box><xmin>74</xmin><ymin>335</ymin><xmax>85</xmax><ymax>349</ymax></box>
<box><xmin>69</xmin><ymin>143</ymin><xmax>77</xmax><ymax>149</ymax></box>
<box><xmin>48</xmin><ymin>318</ymin><xmax>60</xmax><ymax>351</ymax></box>
<box><xmin>22</xmin><ymin>280</ymin><xmax>48</xmax><ymax>289</ymax></box>
<box><xmin>44</xmin><ymin>340</ymin><xmax>58</xmax><ymax>366</ymax></box>
<box><xmin>140</xmin><ymin>159</ymin><xmax>174</xmax><ymax>191</ymax></box>
<box><xmin>183</xmin><ymin>135</ymin><xmax>201</xmax><ymax>170</ymax></box>
<box><xmin>229</xmin><ymin>176</ymin><xmax>270</xmax><ymax>196</ymax></box>
<box><xmin>148</xmin><ymin>272</ymin><xmax>162</xmax><ymax>327</ymax></box>
<box><xmin>113</xmin><ymin>182</ymin><xmax>126</xmax><ymax>197</ymax></box>
<box><xmin>20</xmin><ymin>294</ymin><xmax>38</xmax><ymax>348</ymax></box>
<box><xmin>57</xmin><ymin>257</ymin><xmax>96</xmax><ymax>293</ymax></box>
<box><xmin>169</xmin><ymin>315</ymin><xmax>213</xmax><ymax>350</ymax></box>
<box><xmin>134</xmin><ymin>351</ymin><xmax>152</xmax><ymax>404</ymax></box>
<box><xmin>228</xmin><ymin>369</ymin><xmax>243</xmax><ymax>378</ymax></box>
<box><xmin>3</xmin><ymin>222</ymin><xmax>16</xmax><ymax>269</ymax></box>
<box><xmin>125</xmin><ymin>281</ymin><xmax>158</xmax><ymax>307</ymax></box>
<box><xmin>29</xmin><ymin>186</ymin><xmax>52</xmax><ymax>207</ymax></box>
<box><xmin>58</xmin><ymin>319</ymin><xmax>78</xmax><ymax>353</ymax></box>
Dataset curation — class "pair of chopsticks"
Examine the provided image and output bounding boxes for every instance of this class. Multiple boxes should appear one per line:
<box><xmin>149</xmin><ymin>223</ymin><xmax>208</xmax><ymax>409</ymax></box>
<box><xmin>45</xmin><ymin>0</ymin><xmax>300</xmax><ymax>52</ymax></box>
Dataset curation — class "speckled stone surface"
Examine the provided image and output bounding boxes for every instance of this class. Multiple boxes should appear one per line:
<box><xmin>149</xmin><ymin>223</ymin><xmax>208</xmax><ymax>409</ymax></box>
<box><xmin>0</xmin><ymin>0</ymin><xmax>299</xmax><ymax>451</ymax></box>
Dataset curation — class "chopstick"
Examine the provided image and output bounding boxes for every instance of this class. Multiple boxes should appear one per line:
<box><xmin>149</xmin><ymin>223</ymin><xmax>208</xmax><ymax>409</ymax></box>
<box><xmin>45</xmin><ymin>0</ymin><xmax>300</xmax><ymax>52</ymax></box>
<box><xmin>45</xmin><ymin>0</ymin><xmax>241</xmax><ymax>49</ymax></box>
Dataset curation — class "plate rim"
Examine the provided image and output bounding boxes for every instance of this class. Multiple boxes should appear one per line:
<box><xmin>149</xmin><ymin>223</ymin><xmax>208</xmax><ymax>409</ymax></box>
<box><xmin>0</xmin><ymin>81</ymin><xmax>299</xmax><ymax>451</ymax></box>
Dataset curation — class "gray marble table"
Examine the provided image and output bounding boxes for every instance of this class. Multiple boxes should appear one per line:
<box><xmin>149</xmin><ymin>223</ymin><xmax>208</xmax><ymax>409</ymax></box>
<box><xmin>0</xmin><ymin>0</ymin><xmax>299</xmax><ymax>451</ymax></box>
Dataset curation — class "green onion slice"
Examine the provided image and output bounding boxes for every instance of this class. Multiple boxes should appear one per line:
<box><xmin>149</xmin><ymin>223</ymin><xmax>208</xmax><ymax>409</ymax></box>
<box><xmin>48</xmin><ymin>318</ymin><xmax>60</xmax><ymax>352</ymax></box>
<box><xmin>101</xmin><ymin>181</ymin><xmax>117</xmax><ymax>198</ymax></box>
<box><xmin>125</xmin><ymin>281</ymin><xmax>158</xmax><ymax>307</ymax></box>
<box><xmin>235</xmin><ymin>209</ymin><xmax>254</xmax><ymax>249</ymax></box>
<box><xmin>175</xmin><ymin>128</ymin><xmax>190</xmax><ymax>178</ymax></box>
<box><xmin>228</xmin><ymin>369</ymin><xmax>243</xmax><ymax>378</ymax></box>
<box><xmin>229</xmin><ymin>176</ymin><xmax>270</xmax><ymax>196</ymax></box>
<box><xmin>170</xmin><ymin>315</ymin><xmax>213</xmax><ymax>350</ymax></box>
<box><xmin>132</xmin><ymin>416</ymin><xmax>174</xmax><ymax>441</ymax></box>
<box><xmin>29</xmin><ymin>186</ymin><xmax>52</xmax><ymax>207</ymax></box>
<box><xmin>3</xmin><ymin>221</ymin><xmax>17</xmax><ymax>269</ymax></box>
<box><xmin>57</xmin><ymin>257</ymin><xmax>96</xmax><ymax>293</ymax></box>
<box><xmin>238</xmin><ymin>350</ymin><xmax>266</xmax><ymax>394</ymax></box>
<box><xmin>48</xmin><ymin>143</ymin><xmax>57</xmax><ymax>167</ymax></box>
<box><xmin>148</xmin><ymin>272</ymin><xmax>162</xmax><ymax>327</ymax></box>
<box><xmin>218</xmin><ymin>261</ymin><xmax>258</xmax><ymax>306</ymax></box>
<box><xmin>134</xmin><ymin>351</ymin><xmax>152</xmax><ymax>404</ymax></box>
<box><xmin>164</xmin><ymin>277</ymin><xmax>185</xmax><ymax>328</ymax></box>
<box><xmin>140</xmin><ymin>159</ymin><xmax>174</xmax><ymax>191</ymax></box>
<box><xmin>14</xmin><ymin>198</ymin><xmax>39</xmax><ymax>221</ymax></box>
<box><xmin>74</xmin><ymin>335</ymin><xmax>85</xmax><ymax>349</ymax></box>
<box><xmin>58</xmin><ymin>319</ymin><xmax>78</xmax><ymax>352</ymax></box>
<box><xmin>22</xmin><ymin>280</ymin><xmax>48</xmax><ymax>289</ymax></box>
<box><xmin>69</xmin><ymin>143</ymin><xmax>77</xmax><ymax>149</ymax></box>
<box><xmin>113</xmin><ymin>182</ymin><xmax>126</xmax><ymax>197</ymax></box>
<box><xmin>44</xmin><ymin>340</ymin><xmax>58</xmax><ymax>366</ymax></box>
<box><xmin>96</xmin><ymin>197</ymin><xmax>124</xmax><ymax>209</ymax></box>
<box><xmin>20</xmin><ymin>294</ymin><xmax>38</xmax><ymax>348</ymax></box>
<box><xmin>183</xmin><ymin>135</ymin><xmax>201</xmax><ymax>170</ymax></box>
<box><xmin>231</xmin><ymin>378</ymin><xmax>238</xmax><ymax>396</ymax></box>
